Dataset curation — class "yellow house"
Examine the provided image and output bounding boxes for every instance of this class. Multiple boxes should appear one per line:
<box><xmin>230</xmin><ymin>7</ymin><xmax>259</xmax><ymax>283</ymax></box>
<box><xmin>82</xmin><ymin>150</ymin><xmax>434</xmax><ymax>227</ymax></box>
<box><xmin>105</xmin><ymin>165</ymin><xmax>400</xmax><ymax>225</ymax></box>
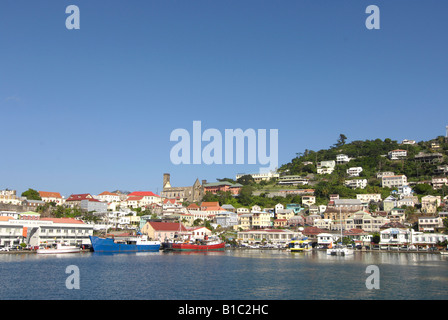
<box><xmin>276</xmin><ymin>210</ymin><xmax>294</xmax><ymax>221</ymax></box>
<box><xmin>238</xmin><ymin>214</ymin><xmax>253</xmax><ymax>230</ymax></box>
<box><xmin>252</xmin><ymin>212</ymin><xmax>271</xmax><ymax>228</ymax></box>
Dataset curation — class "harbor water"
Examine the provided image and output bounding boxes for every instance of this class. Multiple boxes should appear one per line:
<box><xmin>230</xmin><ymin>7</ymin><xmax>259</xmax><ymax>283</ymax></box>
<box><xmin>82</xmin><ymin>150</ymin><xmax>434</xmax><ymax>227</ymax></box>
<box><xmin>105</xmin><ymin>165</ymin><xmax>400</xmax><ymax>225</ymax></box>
<box><xmin>1</xmin><ymin>249</ymin><xmax>447</xmax><ymax>300</ymax></box>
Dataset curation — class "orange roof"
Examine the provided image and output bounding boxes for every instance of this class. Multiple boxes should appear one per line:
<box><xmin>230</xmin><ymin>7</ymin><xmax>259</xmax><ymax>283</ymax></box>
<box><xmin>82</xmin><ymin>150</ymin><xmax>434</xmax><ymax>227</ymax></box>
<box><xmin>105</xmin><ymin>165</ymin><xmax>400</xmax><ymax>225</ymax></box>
<box><xmin>40</xmin><ymin>218</ymin><xmax>85</xmax><ymax>224</ymax></box>
<box><xmin>0</xmin><ymin>216</ymin><xmax>15</xmax><ymax>221</ymax></box>
<box><xmin>98</xmin><ymin>191</ymin><xmax>119</xmax><ymax>196</ymax></box>
<box><xmin>201</xmin><ymin>202</ymin><xmax>219</xmax><ymax>207</ymax></box>
<box><xmin>39</xmin><ymin>191</ymin><xmax>62</xmax><ymax>198</ymax></box>
<box><xmin>187</xmin><ymin>203</ymin><xmax>199</xmax><ymax>209</ymax></box>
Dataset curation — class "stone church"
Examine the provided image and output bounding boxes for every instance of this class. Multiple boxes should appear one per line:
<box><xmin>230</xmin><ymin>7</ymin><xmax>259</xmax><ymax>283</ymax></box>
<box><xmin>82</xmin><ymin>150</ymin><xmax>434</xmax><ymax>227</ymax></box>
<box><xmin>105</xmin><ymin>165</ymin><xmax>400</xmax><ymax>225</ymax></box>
<box><xmin>160</xmin><ymin>173</ymin><xmax>204</xmax><ymax>203</ymax></box>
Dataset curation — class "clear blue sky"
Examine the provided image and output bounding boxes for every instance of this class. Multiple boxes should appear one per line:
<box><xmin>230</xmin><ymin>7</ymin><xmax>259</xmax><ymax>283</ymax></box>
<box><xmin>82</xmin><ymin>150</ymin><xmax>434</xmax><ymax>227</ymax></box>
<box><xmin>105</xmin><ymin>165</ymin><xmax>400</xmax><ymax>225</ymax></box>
<box><xmin>1</xmin><ymin>1</ymin><xmax>447</xmax><ymax>197</ymax></box>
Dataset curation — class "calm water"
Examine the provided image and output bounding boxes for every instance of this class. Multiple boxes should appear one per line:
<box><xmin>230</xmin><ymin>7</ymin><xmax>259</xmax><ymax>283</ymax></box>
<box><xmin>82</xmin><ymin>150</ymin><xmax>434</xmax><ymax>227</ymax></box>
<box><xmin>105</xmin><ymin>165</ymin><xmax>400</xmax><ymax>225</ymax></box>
<box><xmin>0</xmin><ymin>250</ymin><xmax>447</xmax><ymax>300</ymax></box>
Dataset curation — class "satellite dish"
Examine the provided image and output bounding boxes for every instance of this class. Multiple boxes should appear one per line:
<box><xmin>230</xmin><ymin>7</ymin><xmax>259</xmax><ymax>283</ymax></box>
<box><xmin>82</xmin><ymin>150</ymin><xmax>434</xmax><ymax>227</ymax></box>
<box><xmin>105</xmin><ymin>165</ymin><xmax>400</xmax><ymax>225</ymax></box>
<box><xmin>299</xmin><ymin>227</ymin><xmax>304</xmax><ymax>231</ymax></box>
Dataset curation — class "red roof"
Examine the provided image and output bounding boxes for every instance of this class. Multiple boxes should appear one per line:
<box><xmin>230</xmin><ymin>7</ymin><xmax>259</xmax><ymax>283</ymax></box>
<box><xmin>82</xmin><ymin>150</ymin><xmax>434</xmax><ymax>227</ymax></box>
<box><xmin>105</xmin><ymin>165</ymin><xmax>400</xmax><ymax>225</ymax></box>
<box><xmin>303</xmin><ymin>226</ymin><xmax>326</xmax><ymax>236</ymax></box>
<box><xmin>40</xmin><ymin>218</ymin><xmax>85</xmax><ymax>224</ymax></box>
<box><xmin>127</xmin><ymin>196</ymin><xmax>144</xmax><ymax>201</ymax></box>
<box><xmin>128</xmin><ymin>191</ymin><xmax>159</xmax><ymax>197</ymax></box>
<box><xmin>148</xmin><ymin>222</ymin><xmax>187</xmax><ymax>232</ymax></box>
<box><xmin>66</xmin><ymin>194</ymin><xmax>93</xmax><ymax>201</ymax></box>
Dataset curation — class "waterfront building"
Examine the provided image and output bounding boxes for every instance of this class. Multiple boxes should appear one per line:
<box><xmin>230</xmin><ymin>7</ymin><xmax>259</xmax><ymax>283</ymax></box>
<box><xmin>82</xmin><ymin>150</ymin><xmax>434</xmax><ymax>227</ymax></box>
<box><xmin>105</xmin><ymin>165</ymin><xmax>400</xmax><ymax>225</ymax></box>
<box><xmin>317</xmin><ymin>233</ymin><xmax>337</xmax><ymax>248</ymax></box>
<box><xmin>0</xmin><ymin>217</ymin><xmax>93</xmax><ymax>248</ymax></box>
<box><xmin>237</xmin><ymin>229</ymin><xmax>301</xmax><ymax>246</ymax></box>
<box><xmin>380</xmin><ymin>228</ymin><xmax>448</xmax><ymax>248</ymax></box>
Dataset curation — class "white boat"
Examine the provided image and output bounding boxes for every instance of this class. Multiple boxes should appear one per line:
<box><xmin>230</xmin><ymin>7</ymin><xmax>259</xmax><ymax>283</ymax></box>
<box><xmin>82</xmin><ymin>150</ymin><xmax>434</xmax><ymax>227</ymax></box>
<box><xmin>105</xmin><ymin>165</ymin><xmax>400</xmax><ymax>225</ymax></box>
<box><xmin>326</xmin><ymin>209</ymin><xmax>354</xmax><ymax>256</ymax></box>
<box><xmin>37</xmin><ymin>242</ymin><xmax>81</xmax><ymax>254</ymax></box>
<box><xmin>327</xmin><ymin>244</ymin><xmax>354</xmax><ymax>256</ymax></box>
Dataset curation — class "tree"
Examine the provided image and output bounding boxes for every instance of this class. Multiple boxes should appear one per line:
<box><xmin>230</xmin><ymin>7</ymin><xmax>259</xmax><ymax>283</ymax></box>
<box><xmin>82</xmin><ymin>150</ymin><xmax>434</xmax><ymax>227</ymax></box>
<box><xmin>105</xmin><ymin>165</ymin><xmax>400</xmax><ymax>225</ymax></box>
<box><xmin>334</xmin><ymin>134</ymin><xmax>348</xmax><ymax>148</ymax></box>
<box><xmin>21</xmin><ymin>188</ymin><xmax>41</xmax><ymax>200</ymax></box>
<box><xmin>236</xmin><ymin>175</ymin><xmax>256</xmax><ymax>185</ymax></box>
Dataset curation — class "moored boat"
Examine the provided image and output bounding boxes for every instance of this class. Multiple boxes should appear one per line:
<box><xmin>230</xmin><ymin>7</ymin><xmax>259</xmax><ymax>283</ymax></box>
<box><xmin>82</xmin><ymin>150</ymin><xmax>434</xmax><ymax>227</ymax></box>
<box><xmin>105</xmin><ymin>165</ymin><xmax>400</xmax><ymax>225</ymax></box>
<box><xmin>326</xmin><ymin>244</ymin><xmax>354</xmax><ymax>256</ymax></box>
<box><xmin>171</xmin><ymin>238</ymin><xmax>225</xmax><ymax>251</ymax></box>
<box><xmin>37</xmin><ymin>242</ymin><xmax>81</xmax><ymax>254</ymax></box>
<box><xmin>89</xmin><ymin>235</ymin><xmax>160</xmax><ymax>253</ymax></box>
<box><xmin>289</xmin><ymin>238</ymin><xmax>313</xmax><ymax>252</ymax></box>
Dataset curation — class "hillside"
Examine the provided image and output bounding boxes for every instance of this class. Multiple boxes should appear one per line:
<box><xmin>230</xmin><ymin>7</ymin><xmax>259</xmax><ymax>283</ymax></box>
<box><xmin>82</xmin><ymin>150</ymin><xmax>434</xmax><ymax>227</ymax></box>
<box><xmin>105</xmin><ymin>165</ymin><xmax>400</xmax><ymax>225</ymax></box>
<box><xmin>277</xmin><ymin>135</ymin><xmax>448</xmax><ymax>202</ymax></box>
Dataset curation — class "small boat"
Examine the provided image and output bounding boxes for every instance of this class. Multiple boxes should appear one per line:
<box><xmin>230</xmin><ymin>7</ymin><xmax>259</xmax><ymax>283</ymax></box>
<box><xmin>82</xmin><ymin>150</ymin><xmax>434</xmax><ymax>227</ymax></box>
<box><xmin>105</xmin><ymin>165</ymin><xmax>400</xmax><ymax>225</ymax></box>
<box><xmin>289</xmin><ymin>238</ymin><xmax>312</xmax><ymax>253</ymax></box>
<box><xmin>171</xmin><ymin>237</ymin><xmax>225</xmax><ymax>251</ymax></box>
<box><xmin>37</xmin><ymin>242</ymin><xmax>81</xmax><ymax>254</ymax></box>
<box><xmin>440</xmin><ymin>251</ymin><xmax>448</xmax><ymax>255</ymax></box>
<box><xmin>327</xmin><ymin>243</ymin><xmax>354</xmax><ymax>256</ymax></box>
<box><xmin>89</xmin><ymin>235</ymin><xmax>160</xmax><ymax>253</ymax></box>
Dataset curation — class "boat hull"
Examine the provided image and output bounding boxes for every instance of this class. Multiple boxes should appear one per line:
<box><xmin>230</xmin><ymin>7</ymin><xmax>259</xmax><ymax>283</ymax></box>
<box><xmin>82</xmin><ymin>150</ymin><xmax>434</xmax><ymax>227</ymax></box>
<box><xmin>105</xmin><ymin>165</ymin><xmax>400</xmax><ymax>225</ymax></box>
<box><xmin>171</xmin><ymin>242</ymin><xmax>225</xmax><ymax>251</ymax></box>
<box><xmin>89</xmin><ymin>236</ymin><xmax>160</xmax><ymax>253</ymax></box>
<box><xmin>37</xmin><ymin>248</ymin><xmax>81</xmax><ymax>254</ymax></box>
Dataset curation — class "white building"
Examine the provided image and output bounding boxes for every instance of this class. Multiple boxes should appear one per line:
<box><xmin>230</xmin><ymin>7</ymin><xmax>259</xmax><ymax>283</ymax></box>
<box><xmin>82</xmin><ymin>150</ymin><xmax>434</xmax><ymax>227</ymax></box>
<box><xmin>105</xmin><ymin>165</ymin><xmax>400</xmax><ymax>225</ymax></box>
<box><xmin>96</xmin><ymin>191</ymin><xmax>121</xmax><ymax>203</ymax></box>
<box><xmin>302</xmin><ymin>196</ymin><xmax>316</xmax><ymax>206</ymax></box>
<box><xmin>347</xmin><ymin>167</ymin><xmax>363</xmax><ymax>177</ymax></box>
<box><xmin>344</xmin><ymin>179</ymin><xmax>368</xmax><ymax>189</ymax></box>
<box><xmin>356</xmin><ymin>194</ymin><xmax>382</xmax><ymax>203</ymax></box>
<box><xmin>0</xmin><ymin>217</ymin><xmax>93</xmax><ymax>248</ymax></box>
<box><xmin>418</xmin><ymin>216</ymin><xmax>444</xmax><ymax>232</ymax></box>
<box><xmin>236</xmin><ymin>171</ymin><xmax>279</xmax><ymax>182</ymax></box>
<box><xmin>336</xmin><ymin>154</ymin><xmax>351</xmax><ymax>164</ymax></box>
<box><xmin>432</xmin><ymin>177</ymin><xmax>448</xmax><ymax>190</ymax></box>
<box><xmin>381</xmin><ymin>175</ymin><xmax>407</xmax><ymax>188</ymax></box>
<box><xmin>317</xmin><ymin>160</ymin><xmax>335</xmax><ymax>175</ymax></box>
<box><xmin>237</xmin><ymin>229</ymin><xmax>301</xmax><ymax>246</ymax></box>
<box><xmin>388</xmin><ymin>149</ymin><xmax>407</xmax><ymax>160</ymax></box>
<box><xmin>39</xmin><ymin>191</ymin><xmax>65</xmax><ymax>205</ymax></box>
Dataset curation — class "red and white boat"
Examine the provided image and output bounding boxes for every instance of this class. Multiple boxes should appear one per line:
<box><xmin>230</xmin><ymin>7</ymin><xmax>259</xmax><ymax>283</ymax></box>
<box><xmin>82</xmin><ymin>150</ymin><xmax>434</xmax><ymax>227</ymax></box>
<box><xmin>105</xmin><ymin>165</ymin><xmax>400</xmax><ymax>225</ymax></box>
<box><xmin>171</xmin><ymin>237</ymin><xmax>225</xmax><ymax>251</ymax></box>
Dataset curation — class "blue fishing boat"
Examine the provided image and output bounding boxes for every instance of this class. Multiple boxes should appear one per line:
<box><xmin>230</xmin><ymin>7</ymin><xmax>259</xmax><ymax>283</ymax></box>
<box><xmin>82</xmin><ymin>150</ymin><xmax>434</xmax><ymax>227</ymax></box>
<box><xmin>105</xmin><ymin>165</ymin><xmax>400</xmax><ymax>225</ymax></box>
<box><xmin>89</xmin><ymin>235</ymin><xmax>161</xmax><ymax>253</ymax></box>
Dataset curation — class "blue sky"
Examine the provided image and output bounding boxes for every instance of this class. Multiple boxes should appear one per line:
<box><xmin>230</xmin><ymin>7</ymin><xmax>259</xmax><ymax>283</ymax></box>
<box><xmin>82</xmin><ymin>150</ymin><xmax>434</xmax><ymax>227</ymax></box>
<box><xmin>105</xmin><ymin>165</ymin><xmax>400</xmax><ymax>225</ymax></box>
<box><xmin>1</xmin><ymin>1</ymin><xmax>447</xmax><ymax>197</ymax></box>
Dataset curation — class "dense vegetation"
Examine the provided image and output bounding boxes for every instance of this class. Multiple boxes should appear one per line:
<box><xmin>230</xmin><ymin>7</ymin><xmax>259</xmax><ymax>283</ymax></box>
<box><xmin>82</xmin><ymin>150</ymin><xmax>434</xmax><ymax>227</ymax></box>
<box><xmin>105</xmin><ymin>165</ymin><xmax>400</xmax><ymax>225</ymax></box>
<box><xmin>206</xmin><ymin>135</ymin><xmax>448</xmax><ymax>209</ymax></box>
